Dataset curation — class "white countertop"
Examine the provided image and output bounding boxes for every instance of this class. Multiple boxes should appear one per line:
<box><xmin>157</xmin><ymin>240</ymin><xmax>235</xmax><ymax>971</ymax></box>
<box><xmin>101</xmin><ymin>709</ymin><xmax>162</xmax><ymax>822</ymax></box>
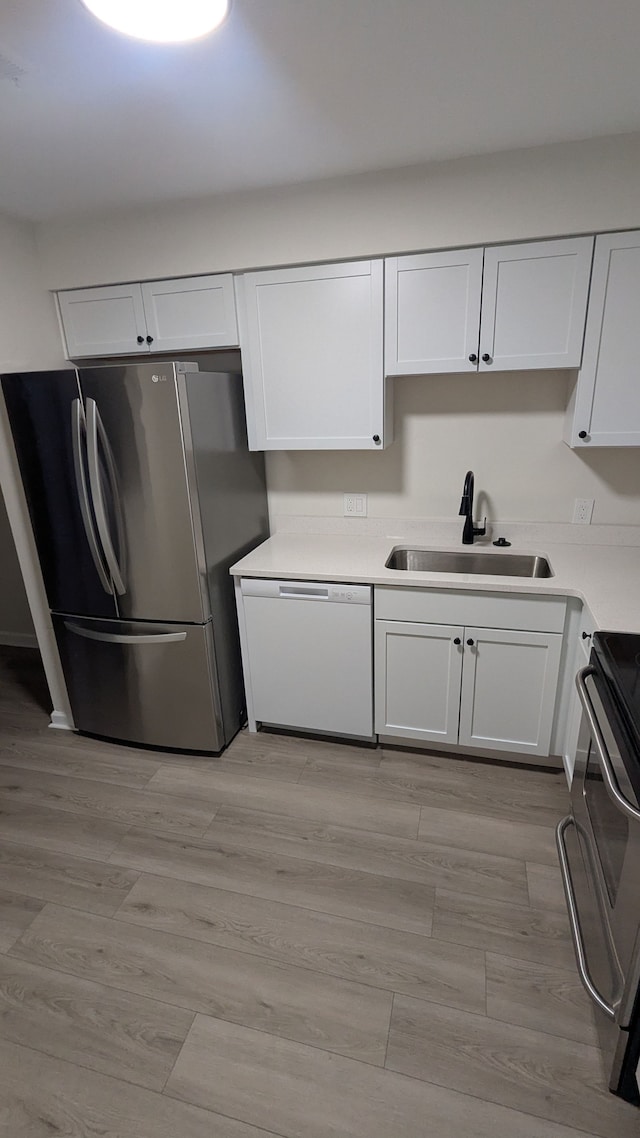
<box><xmin>230</xmin><ymin>529</ymin><xmax>640</xmax><ymax>633</ymax></box>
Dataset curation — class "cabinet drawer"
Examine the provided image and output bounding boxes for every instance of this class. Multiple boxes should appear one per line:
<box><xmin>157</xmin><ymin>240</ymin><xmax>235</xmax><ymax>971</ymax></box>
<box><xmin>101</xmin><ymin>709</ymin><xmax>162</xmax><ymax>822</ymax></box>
<box><xmin>375</xmin><ymin>586</ymin><xmax>566</xmax><ymax>633</ymax></box>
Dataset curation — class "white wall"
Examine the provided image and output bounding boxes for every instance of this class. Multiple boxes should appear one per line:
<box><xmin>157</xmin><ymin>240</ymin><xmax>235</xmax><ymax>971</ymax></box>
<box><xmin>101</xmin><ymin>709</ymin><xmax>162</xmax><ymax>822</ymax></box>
<box><xmin>0</xmin><ymin>212</ymin><xmax>64</xmax><ymax>373</ymax></box>
<box><xmin>37</xmin><ymin>133</ymin><xmax>640</xmax><ymax>289</ymax></box>
<box><xmin>267</xmin><ymin>372</ymin><xmax>640</xmax><ymax>526</ymax></box>
<box><xmin>34</xmin><ymin>132</ymin><xmax>640</xmax><ymax>529</ymax></box>
<box><xmin>0</xmin><ymin>210</ymin><xmax>72</xmax><ymax>719</ymax></box>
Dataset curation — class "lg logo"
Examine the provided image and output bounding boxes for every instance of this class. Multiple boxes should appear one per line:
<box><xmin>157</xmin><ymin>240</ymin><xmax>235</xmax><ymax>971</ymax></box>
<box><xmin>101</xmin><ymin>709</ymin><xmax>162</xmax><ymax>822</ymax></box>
<box><xmin>151</xmin><ymin>374</ymin><xmax>168</xmax><ymax>384</ymax></box>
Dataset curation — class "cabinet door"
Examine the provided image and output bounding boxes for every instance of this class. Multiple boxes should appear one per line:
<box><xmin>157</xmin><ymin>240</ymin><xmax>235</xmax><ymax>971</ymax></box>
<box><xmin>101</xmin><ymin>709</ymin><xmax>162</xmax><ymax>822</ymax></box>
<box><xmin>458</xmin><ymin>627</ymin><xmax>562</xmax><ymax>756</ymax></box>
<box><xmin>58</xmin><ymin>285</ymin><xmax>149</xmax><ymax>359</ymax></box>
<box><xmin>384</xmin><ymin>250</ymin><xmax>483</xmax><ymax>375</ymax></box>
<box><xmin>141</xmin><ymin>274</ymin><xmax>238</xmax><ymax>352</ymax></box>
<box><xmin>479</xmin><ymin>237</ymin><xmax>593</xmax><ymax>371</ymax></box>
<box><xmin>375</xmin><ymin>620</ymin><xmax>463</xmax><ymax>744</ymax></box>
<box><xmin>567</xmin><ymin>231</ymin><xmax>640</xmax><ymax>447</ymax></box>
<box><xmin>237</xmin><ymin>261</ymin><xmax>387</xmax><ymax>450</ymax></box>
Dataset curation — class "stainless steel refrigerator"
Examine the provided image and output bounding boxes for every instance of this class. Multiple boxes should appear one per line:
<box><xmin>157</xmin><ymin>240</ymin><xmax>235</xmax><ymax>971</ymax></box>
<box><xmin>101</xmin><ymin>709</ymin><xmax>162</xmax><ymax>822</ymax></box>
<box><xmin>2</xmin><ymin>360</ymin><xmax>268</xmax><ymax>752</ymax></box>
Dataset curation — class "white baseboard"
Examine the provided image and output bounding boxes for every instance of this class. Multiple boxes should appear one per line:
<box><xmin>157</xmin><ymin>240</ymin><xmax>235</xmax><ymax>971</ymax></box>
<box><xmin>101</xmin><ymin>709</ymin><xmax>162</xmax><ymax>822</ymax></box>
<box><xmin>49</xmin><ymin>710</ymin><xmax>74</xmax><ymax>731</ymax></box>
<box><xmin>0</xmin><ymin>631</ymin><xmax>38</xmax><ymax>648</ymax></box>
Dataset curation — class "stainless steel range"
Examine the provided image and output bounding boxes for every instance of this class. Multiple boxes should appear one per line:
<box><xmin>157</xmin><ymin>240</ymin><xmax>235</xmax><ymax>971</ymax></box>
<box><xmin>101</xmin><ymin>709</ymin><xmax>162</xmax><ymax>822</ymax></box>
<box><xmin>557</xmin><ymin>630</ymin><xmax>640</xmax><ymax>1105</ymax></box>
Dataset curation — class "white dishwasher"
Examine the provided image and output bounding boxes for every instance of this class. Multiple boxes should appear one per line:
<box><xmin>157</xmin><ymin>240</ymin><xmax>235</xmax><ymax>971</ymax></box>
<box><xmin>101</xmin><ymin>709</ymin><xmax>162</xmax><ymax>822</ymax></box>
<box><xmin>240</xmin><ymin>578</ymin><xmax>373</xmax><ymax>738</ymax></box>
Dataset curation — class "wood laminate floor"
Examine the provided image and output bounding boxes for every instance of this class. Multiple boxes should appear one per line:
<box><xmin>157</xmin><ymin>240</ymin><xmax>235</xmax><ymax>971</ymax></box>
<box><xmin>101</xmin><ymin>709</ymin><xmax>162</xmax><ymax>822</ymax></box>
<box><xmin>0</xmin><ymin>646</ymin><xmax>638</xmax><ymax>1137</ymax></box>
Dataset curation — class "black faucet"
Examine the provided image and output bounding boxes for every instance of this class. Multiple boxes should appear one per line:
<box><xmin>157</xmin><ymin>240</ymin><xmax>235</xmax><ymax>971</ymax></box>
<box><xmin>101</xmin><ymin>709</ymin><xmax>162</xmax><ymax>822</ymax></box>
<box><xmin>459</xmin><ymin>471</ymin><xmax>486</xmax><ymax>545</ymax></box>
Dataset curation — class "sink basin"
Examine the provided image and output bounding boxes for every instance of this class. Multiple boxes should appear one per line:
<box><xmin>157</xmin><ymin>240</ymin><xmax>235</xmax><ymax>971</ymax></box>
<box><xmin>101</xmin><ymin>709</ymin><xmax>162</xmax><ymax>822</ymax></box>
<box><xmin>385</xmin><ymin>548</ymin><xmax>553</xmax><ymax>578</ymax></box>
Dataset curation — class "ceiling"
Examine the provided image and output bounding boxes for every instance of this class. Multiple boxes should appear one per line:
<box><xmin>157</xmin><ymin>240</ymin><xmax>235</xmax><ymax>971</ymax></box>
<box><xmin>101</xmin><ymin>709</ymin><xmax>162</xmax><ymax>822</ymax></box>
<box><xmin>1</xmin><ymin>0</ymin><xmax>640</xmax><ymax>222</ymax></box>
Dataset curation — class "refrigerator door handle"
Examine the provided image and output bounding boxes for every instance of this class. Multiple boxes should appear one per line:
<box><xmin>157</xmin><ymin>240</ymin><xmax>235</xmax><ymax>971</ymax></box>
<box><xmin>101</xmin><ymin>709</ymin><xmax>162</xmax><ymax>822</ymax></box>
<box><xmin>64</xmin><ymin>621</ymin><xmax>187</xmax><ymax>645</ymax></box>
<box><xmin>71</xmin><ymin>398</ymin><xmax>113</xmax><ymax>595</ymax></box>
<box><xmin>86</xmin><ymin>398</ymin><xmax>127</xmax><ymax>596</ymax></box>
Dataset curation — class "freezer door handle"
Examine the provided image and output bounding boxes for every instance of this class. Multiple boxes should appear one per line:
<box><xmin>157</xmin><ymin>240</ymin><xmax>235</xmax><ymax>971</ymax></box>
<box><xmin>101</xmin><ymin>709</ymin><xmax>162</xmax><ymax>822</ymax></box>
<box><xmin>86</xmin><ymin>398</ymin><xmax>127</xmax><ymax>596</ymax></box>
<box><xmin>71</xmin><ymin>398</ymin><xmax>112</xmax><ymax>595</ymax></box>
<box><xmin>64</xmin><ymin>621</ymin><xmax>187</xmax><ymax>645</ymax></box>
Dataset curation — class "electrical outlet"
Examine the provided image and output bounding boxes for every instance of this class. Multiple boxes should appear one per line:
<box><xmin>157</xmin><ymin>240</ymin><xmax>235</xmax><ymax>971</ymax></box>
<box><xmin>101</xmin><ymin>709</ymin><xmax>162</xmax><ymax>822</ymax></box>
<box><xmin>343</xmin><ymin>493</ymin><xmax>368</xmax><ymax>517</ymax></box>
<box><xmin>572</xmin><ymin>498</ymin><xmax>594</xmax><ymax>524</ymax></box>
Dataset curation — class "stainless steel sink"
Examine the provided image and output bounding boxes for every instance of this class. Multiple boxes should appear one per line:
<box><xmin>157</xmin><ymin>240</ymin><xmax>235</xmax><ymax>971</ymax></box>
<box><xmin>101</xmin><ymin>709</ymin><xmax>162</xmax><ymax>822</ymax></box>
<box><xmin>385</xmin><ymin>548</ymin><xmax>553</xmax><ymax>578</ymax></box>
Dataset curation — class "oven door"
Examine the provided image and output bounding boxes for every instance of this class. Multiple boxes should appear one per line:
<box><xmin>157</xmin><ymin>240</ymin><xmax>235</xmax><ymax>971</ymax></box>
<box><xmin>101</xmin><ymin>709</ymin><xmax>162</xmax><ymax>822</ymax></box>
<box><xmin>557</xmin><ymin>666</ymin><xmax>640</xmax><ymax>1033</ymax></box>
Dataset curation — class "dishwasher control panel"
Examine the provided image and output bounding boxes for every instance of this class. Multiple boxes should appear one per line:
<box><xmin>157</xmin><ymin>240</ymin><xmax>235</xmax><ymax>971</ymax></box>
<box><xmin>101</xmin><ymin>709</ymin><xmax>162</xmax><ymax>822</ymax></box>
<box><xmin>240</xmin><ymin>578</ymin><xmax>371</xmax><ymax>605</ymax></box>
<box><xmin>327</xmin><ymin>586</ymin><xmax>365</xmax><ymax>603</ymax></box>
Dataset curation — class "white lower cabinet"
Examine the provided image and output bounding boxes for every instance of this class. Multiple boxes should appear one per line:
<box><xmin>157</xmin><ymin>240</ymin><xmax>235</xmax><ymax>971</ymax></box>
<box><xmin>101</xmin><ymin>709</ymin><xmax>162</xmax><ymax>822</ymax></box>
<box><xmin>375</xmin><ymin>621</ymin><xmax>463</xmax><ymax>745</ymax></box>
<box><xmin>375</xmin><ymin>589</ymin><xmax>565</xmax><ymax>758</ymax></box>
<box><xmin>457</xmin><ymin>626</ymin><xmax>562</xmax><ymax>755</ymax></box>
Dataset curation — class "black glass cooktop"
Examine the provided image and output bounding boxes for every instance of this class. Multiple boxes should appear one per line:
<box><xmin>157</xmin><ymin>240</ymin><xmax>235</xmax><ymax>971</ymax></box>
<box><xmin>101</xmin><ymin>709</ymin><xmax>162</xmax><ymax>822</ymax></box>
<box><xmin>593</xmin><ymin>631</ymin><xmax>640</xmax><ymax>756</ymax></box>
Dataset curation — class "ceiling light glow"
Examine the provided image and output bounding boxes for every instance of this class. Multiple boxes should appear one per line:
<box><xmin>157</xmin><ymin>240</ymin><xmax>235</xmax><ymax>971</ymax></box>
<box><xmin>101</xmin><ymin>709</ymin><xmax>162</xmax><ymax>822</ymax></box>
<box><xmin>80</xmin><ymin>0</ymin><xmax>231</xmax><ymax>43</ymax></box>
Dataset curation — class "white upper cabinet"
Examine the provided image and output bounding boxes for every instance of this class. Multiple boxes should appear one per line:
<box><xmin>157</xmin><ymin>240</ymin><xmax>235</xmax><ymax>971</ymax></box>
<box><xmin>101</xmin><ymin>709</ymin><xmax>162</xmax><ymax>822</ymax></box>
<box><xmin>58</xmin><ymin>284</ymin><xmax>148</xmax><ymax>358</ymax></box>
<box><xmin>57</xmin><ymin>274</ymin><xmax>238</xmax><ymax>359</ymax></box>
<box><xmin>566</xmin><ymin>231</ymin><xmax>640</xmax><ymax>447</ymax></box>
<box><xmin>140</xmin><ymin>276</ymin><xmax>238</xmax><ymax>353</ymax></box>
<box><xmin>384</xmin><ymin>249</ymin><xmax>483</xmax><ymax>374</ymax></box>
<box><xmin>385</xmin><ymin>236</ymin><xmax>594</xmax><ymax>375</ymax></box>
<box><xmin>480</xmin><ymin>238</ymin><xmax>594</xmax><ymax>371</ymax></box>
<box><xmin>236</xmin><ymin>260</ymin><xmax>388</xmax><ymax>450</ymax></box>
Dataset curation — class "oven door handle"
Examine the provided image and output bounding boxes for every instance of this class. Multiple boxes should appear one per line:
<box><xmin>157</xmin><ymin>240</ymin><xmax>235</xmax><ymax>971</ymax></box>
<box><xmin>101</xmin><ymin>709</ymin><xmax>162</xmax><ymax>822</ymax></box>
<box><xmin>576</xmin><ymin>666</ymin><xmax>640</xmax><ymax>824</ymax></box>
<box><xmin>556</xmin><ymin>815</ymin><xmax>617</xmax><ymax>1021</ymax></box>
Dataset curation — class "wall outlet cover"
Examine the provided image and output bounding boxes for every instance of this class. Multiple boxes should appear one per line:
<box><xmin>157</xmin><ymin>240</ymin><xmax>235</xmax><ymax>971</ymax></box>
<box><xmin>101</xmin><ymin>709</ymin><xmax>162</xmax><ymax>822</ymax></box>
<box><xmin>572</xmin><ymin>498</ymin><xmax>594</xmax><ymax>524</ymax></box>
<box><xmin>343</xmin><ymin>493</ymin><xmax>368</xmax><ymax>517</ymax></box>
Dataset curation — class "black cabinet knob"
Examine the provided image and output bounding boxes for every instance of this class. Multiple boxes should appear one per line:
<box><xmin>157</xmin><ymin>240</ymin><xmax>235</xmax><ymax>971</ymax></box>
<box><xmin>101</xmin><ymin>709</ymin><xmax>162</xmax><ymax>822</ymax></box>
<box><xmin>136</xmin><ymin>335</ymin><xmax>144</xmax><ymax>344</ymax></box>
<box><xmin>453</xmin><ymin>637</ymin><xmax>461</xmax><ymax>645</ymax></box>
<box><xmin>146</xmin><ymin>335</ymin><xmax>154</xmax><ymax>344</ymax></box>
<box><xmin>468</xmin><ymin>353</ymin><xmax>478</xmax><ymax>363</ymax></box>
<box><xmin>582</xmin><ymin>631</ymin><xmax>591</xmax><ymax>640</ymax></box>
<box><xmin>481</xmin><ymin>353</ymin><xmax>492</xmax><ymax>364</ymax></box>
<box><xmin>372</xmin><ymin>434</ymin><xmax>381</xmax><ymax>444</ymax></box>
<box><xmin>466</xmin><ymin>638</ymin><xmax>475</xmax><ymax>647</ymax></box>
<box><xmin>578</xmin><ymin>430</ymin><xmax>588</xmax><ymax>439</ymax></box>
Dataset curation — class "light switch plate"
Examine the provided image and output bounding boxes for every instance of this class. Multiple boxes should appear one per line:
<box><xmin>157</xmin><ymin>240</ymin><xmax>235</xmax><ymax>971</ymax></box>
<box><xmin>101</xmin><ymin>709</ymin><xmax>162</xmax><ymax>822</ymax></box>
<box><xmin>343</xmin><ymin>493</ymin><xmax>368</xmax><ymax>517</ymax></box>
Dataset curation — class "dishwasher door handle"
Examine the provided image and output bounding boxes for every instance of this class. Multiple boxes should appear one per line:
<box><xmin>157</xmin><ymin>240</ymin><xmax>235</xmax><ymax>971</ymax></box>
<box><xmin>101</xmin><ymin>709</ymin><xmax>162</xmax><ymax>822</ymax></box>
<box><xmin>278</xmin><ymin>586</ymin><xmax>330</xmax><ymax>600</ymax></box>
<box><xmin>240</xmin><ymin>578</ymin><xmax>371</xmax><ymax>605</ymax></box>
